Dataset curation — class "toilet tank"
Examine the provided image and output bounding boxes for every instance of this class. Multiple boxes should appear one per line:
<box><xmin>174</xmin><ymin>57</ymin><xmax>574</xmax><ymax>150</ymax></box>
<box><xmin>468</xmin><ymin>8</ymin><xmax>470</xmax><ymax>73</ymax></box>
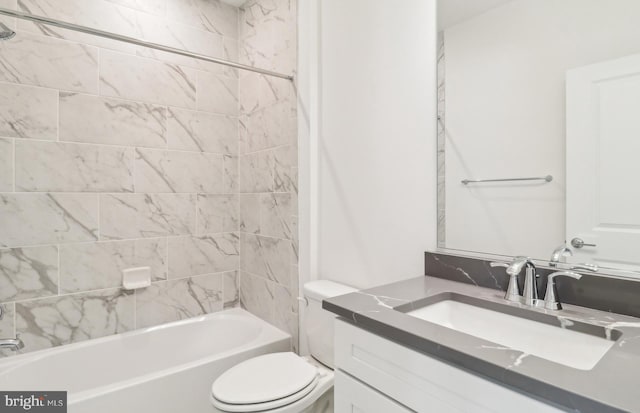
<box><xmin>303</xmin><ymin>280</ymin><xmax>357</xmax><ymax>368</ymax></box>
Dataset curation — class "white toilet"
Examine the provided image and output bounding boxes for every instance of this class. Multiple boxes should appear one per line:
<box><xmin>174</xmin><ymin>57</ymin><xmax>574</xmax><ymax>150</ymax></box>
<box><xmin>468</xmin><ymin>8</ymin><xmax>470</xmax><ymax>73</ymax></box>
<box><xmin>210</xmin><ymin>280</ymin><xmax>357</xmax><ymax>413</ymax></box>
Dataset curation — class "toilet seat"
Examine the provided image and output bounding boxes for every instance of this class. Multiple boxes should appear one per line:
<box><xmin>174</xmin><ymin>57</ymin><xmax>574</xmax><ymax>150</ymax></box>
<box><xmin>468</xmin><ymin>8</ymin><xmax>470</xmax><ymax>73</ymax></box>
<box><xmin>212</xmin><ymin>376</ymin><xmax>319</xmax><ymax>412</ymax></box>
<box><xmin>211</xmin><ymin>352</ymin><xmax>320</xmax><ymax>412</ymax></box>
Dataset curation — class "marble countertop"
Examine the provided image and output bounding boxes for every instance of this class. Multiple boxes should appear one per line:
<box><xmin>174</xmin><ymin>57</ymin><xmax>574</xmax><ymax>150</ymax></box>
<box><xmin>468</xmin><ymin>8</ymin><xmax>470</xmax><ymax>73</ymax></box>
<box><xmin>323</xmin><ymin>276</ymin><xmax>640</xmax><ymax>413</ymax></box>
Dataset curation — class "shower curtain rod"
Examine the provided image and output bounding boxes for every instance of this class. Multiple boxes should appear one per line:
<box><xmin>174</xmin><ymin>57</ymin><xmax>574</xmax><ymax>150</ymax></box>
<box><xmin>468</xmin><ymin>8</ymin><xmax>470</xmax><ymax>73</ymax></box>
<box><xmin>0</xmin><ymin>7</ymin><xmax>295</xmax><ymax>81</ymax></box>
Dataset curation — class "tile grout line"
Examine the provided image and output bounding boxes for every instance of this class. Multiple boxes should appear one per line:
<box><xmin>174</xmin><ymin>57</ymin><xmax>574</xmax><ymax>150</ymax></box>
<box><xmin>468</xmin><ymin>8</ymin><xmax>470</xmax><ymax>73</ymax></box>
<box><xmin>57</xmin><ymin>243</ymin><xmax>61</xmax><ymax>296</ymax></box>
<box><xmin>97</xmin><ymin>46</ymin><xmax>101</xmax><ymax>99</ymax></box>
<box><xmin>54</xmin><ymin>88</ymin><xmax>59</xmax><ymax>143</ymax></box>
<box><xmin>0</xmin><ymin>78</ymin><xmax>241</xmax><ymax>120</ymax></box>
<box><xmin>92</xmin><ymin>192</ymin><xmax>101</xmax><ymax>242</ymax></box>
<box><xmin>0</xmin><ymin>190</ymin><xmax>245</xmax><ymax>195</ymax></box>
<box><xmin>0</xmin><ymin>231</ymin><xmax>247</xmax><ymax>252</ymax></box>
<box><xmin>2</xmin><ymin>135</ymin><xmax>236</xmax><ymax>156</ymax></box>
<box><xmin>163</xmin><ymin>237</ymin><xmax>169</xmax><ymax>282</ymax></box>
<box><xmin>11</xmin><ymin>138</ymin><xmax>15</xmax><ymax>193</ymax></box>
<box><xmin>133</xmin><ymin>288</ymin><xmax>137</xmax><ymax>331</ymax></box>
<box><xmin>1</xmin><ymin>268</ymin><xmax>239</xmax><ymax>308</ymax></box>
<box><xmin>13</xmin><ymin>303</ymin><xmax>16</xmax><ymax>341</ymax></box>
<box><xmin>236</xmin><ymin>58</ymin><xmax>243</xmax><ymax>306</ymax></box>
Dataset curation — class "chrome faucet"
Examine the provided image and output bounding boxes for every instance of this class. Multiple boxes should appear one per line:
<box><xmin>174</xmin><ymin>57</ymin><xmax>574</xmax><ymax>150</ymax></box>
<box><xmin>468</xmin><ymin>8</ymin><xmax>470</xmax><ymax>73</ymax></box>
<box><xmin>492</xmin><ymin>259</ymin><xmax>584</xmax><ymax>311</ymax></box>
<box><xmin>543</xmin><ymin>271</ymin><xmax>582</xmax><ymax>310</ymax></box>
<box><xmin>0</xmin><ymin>338</ymin><xmax>24</xmax><ymax>351</ymax></box>
<box><xmin>490</xmin><ymin>262</ymin><xmax>519</xmax><ymax>302</ymax></box>
<box><xmin>0</xmin><ymin>305</ymin><xmax>24</xmax><ymax>352</ymax></box>
<box><xmin>508</xmin><ymin>257</ymin><xmax>538</xmax><ymax>306</ymax></box>
<box><xmin>491</xmin><ymin>257</ymin><xmax>538</xmax><ymax>306</ymax></box>
<box><xmin>549</xmin><ymin>245</ymin><xmax>599</xmax><ymax>272</ymax></box>
<box><xmin>550</xmin><ymin>245</ymin><xmax>572</xmax><ymax>267</ymax></box>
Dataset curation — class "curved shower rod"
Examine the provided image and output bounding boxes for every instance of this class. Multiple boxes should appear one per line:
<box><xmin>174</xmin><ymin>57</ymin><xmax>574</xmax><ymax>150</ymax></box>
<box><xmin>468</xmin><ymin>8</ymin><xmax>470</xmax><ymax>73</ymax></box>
<box><xmin>0</xmin><ymin>7</ymin><xmax>295</xmax><ymax>81</ymax></box>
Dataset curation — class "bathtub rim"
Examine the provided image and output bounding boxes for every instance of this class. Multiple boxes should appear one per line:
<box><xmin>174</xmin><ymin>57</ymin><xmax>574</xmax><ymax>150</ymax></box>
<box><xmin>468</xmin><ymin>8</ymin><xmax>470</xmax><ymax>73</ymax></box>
<box><xmin>0</xmin><ymin>308</ymin><xmax>291</xmax><ymax>404</ymax></box>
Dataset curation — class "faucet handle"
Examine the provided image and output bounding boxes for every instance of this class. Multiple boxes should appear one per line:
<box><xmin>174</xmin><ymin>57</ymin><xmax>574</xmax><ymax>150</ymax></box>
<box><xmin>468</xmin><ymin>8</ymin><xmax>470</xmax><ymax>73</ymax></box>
<box><xmin>506</xmin><ymin>256</ymin><xmax>534</xmax><ymax>276</ymax></box>
<box><xmin>490</xmin><ymin>262</ymin><xmax>520</xmax><ymax>303</ymax></box>
<box><xmin>544</xmin><ymin>271</ymin><xmax>582</xmax><ymax>310</ymax></box>
<box><xmin>571</xmin><ymin>263</ymin><xmax>599</xmax><ymax>272</ymax></box>
<box><xmin>548</xmin><ymin>271</ymin><xmax>583</xmax><ymax>282</ymax></box>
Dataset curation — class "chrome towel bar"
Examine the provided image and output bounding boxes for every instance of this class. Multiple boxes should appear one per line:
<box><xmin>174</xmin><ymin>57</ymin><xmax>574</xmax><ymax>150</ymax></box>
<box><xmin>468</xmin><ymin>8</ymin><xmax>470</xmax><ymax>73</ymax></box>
<box><xmin>461</xmin><ymin>175</ymin><xmax>553</xmax><ymax>185</ymax></box>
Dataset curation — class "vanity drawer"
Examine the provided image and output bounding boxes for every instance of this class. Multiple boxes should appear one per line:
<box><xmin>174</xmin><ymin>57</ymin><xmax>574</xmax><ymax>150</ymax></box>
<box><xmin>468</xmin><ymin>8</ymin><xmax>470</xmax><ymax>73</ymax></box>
<box><xmin>334</xmin><ymin>319</ymin><xmax>564</xmax><ymax>413</ymax></box>
<box><xmin>334</xmin><ymin>370</ymin><xmax>414</xmax><ymax>413</ymax></box>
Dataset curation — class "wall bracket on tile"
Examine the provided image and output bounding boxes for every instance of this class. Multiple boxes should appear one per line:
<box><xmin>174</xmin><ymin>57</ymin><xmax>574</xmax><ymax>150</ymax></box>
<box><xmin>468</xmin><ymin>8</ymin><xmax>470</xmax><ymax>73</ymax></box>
<box><xmin>122</xmin><ymin>267</ymin><xmax>152</xmax><ymax>291</ymax></box>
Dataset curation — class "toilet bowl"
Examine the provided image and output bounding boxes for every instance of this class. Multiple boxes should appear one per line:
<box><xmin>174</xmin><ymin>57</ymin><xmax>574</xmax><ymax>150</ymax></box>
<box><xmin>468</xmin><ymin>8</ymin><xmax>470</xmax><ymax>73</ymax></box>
<box><xmin>210</xmin><ymin>280</ymin><xmax>357</xmax><ymax>413</ymax></box>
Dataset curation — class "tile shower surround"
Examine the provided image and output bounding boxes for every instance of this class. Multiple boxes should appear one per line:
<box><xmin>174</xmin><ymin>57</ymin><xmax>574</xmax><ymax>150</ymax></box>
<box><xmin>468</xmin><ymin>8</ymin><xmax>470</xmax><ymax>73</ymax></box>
<box><xmin>237</xmin><ymin>0</ymin><xmax>299</xmax><ymax>352</ymax></box>
<box><xmin>0</xmin><ymin>0</ymin><xmax>299</xmax><ymax>355</ymax></box>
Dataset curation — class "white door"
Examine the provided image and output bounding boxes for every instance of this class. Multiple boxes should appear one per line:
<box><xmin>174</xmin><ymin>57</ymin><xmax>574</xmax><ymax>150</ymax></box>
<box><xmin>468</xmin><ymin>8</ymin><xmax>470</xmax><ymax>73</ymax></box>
<box><xmin>566</xmin><ymin>54</ymin><xmax>640</xmax><ymax>270</ymax></box>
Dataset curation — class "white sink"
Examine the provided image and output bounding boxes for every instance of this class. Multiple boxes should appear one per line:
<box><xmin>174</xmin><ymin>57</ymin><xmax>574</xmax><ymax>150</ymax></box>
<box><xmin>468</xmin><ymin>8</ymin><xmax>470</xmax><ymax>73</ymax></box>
<box><xmin>408</xmin><ymin>300</ymin><xmax>615</xmax><ymax>370</ymax></box>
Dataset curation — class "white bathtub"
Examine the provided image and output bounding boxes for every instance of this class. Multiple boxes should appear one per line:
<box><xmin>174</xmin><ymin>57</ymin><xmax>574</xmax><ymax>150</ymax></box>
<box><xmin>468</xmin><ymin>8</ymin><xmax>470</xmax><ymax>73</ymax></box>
<box><xmin>0</xmin><ymin>308</ymin><xmax>290</xmax><ymax>413</ymax></box>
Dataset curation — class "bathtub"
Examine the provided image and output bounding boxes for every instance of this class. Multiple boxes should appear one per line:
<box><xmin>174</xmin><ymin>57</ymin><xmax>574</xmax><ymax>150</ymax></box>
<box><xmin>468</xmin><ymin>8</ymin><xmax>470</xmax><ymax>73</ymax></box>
<box><xmin>0</xmin><ymin>308</ymin><xmax>290</xmax><ymax>413</ymax></box>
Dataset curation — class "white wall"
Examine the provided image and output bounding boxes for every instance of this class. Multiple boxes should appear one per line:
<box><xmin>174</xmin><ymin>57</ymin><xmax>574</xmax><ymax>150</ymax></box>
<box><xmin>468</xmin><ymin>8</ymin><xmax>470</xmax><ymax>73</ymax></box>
<box><xmin>444</xmin><ymin>0</ymin><xmax>640</xmax><ymax>260</ymax></box>
<box><xmin>300</xmin><ymin>0</ymin><xmax>437</xmax><ymax>290</ymax></box>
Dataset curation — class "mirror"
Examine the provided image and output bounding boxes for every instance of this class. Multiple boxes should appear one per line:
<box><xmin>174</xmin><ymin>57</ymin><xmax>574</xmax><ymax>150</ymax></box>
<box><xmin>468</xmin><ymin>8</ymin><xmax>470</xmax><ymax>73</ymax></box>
<box><xmin>437</xmin><ymin>0</ymin><xmax>640</xmax><ymax>274</ymax></box>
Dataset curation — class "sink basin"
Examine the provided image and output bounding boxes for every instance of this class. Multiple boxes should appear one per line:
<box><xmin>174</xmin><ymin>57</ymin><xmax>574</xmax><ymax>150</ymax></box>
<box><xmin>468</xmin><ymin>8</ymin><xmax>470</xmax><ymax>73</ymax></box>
<box><xmin>407</xmin><ymin>299</ymin><xmax>616</xmax><ymax>370</ymax></box>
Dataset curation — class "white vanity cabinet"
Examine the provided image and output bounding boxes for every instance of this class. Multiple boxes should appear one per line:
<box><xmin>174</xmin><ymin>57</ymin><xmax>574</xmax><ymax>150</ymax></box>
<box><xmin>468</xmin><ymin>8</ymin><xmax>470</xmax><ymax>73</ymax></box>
<box><xmin>334</xmin><ymin>371</ymin><xmax>413</xmax><ymax>413</ymax></box>
<box><xmin>333</xmin><ymin>320</ymin><xmax>565</xmax><ymax>413</ymax></box>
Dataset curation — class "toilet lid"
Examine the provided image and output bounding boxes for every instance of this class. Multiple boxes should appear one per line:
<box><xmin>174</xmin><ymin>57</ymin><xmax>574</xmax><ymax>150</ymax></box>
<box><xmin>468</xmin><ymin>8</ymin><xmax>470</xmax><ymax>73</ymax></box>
<box><xmin>211</xmin><ymin>376</ymin><xmax>319</xmax><ymax>413</ymax></box>
<box><xmin>212</xmin><ymin>352</ymin><xmax>318</xmax><ymax>405</ymax></box>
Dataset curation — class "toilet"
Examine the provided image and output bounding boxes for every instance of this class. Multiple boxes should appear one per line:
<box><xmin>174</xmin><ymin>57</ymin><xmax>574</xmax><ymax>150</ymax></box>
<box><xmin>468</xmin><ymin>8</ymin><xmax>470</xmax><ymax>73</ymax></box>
<box><xmin>210</xmin><ymin>280</ymin><xmax>357</xmax><ymax>413</ymax></box>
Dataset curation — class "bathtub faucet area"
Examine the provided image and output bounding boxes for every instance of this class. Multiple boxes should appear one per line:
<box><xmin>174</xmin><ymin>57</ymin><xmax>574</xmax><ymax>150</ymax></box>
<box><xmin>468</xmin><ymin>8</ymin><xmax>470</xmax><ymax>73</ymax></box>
<box><xmin>0</xmin><ymin>338</ymin><xmax>24</xmax><ymax>352</ymax></box>
<box><xmin>0</xmin><ymin>306</ymin><xmax>23</xmax><ymax>352</ymax></box>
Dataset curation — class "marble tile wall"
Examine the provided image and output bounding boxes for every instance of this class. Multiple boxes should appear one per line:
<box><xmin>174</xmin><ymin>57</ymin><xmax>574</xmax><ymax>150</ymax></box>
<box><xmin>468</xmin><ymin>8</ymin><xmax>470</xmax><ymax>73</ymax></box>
<box><xmin>0</xmin><ymin>0</ymin><xmax>244</xmax><ymax>355</ymax></box>
<box><xmin>437</xmin><ymin>32</ymin><xmax>446</xmax><ymax>248</ymax></box>
<box><xmin>236</xmin><ymin>0</ymin><xmax>299</xmax><ymax>352</ymax></box>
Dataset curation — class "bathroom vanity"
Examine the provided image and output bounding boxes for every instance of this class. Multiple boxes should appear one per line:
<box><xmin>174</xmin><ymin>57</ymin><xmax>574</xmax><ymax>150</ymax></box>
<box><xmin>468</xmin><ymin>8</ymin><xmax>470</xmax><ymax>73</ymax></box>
<box><xmin>333</xmin><ymin>319</ymin><xmax>563</xmax><ymax>412</ymax></box>
<box><xmin>385</xmin><ymin>1</ymin><xmax>640</xmax><ymax>409</ymax></box>
<box><xmin>324</xmin><ymin>275</ymin><xmax>640</xmax><ymax>413</ymax></box>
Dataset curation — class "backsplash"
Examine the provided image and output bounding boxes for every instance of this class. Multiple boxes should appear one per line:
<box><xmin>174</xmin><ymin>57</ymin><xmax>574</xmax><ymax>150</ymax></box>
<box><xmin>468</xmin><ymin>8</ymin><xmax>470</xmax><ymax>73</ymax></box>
<box><xmin>425</xmin><ymin>251</ymin><xmax>640</xmax><ymax>318</ymax></box>
<box><xmin>0</xmin><ymin>0</ymin><xmax>298</xmax><ymax>356</ymax></box>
